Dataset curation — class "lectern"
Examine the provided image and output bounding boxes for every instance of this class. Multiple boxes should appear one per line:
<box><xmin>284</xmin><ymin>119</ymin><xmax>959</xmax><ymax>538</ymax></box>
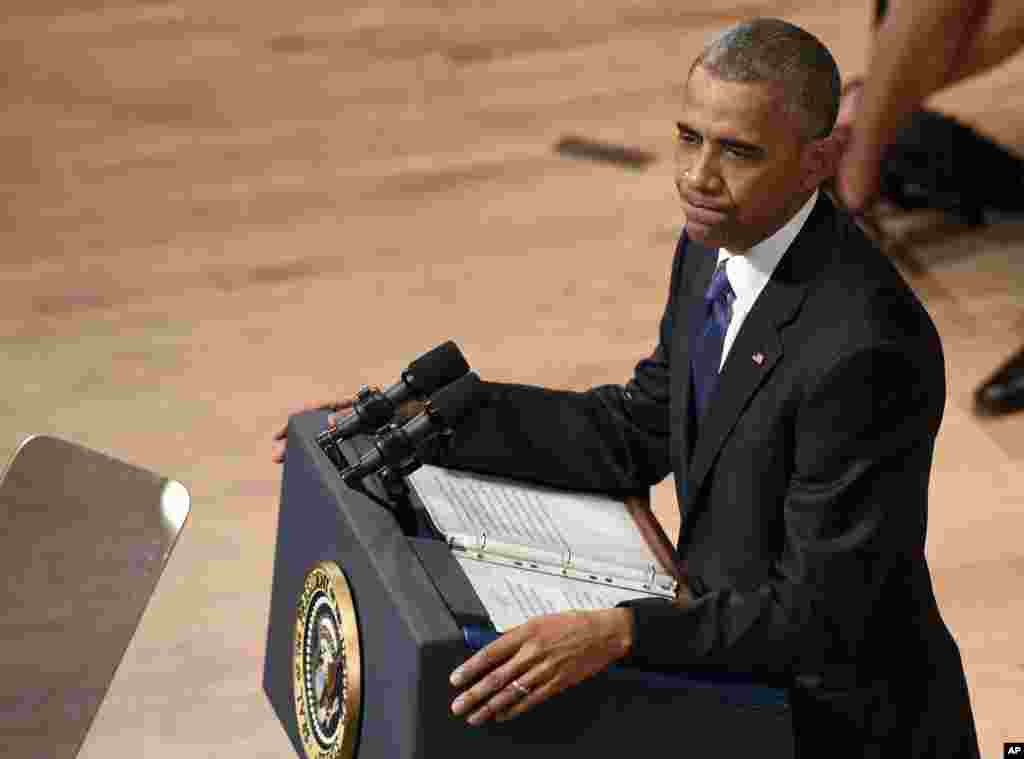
<box><xmin>263</xmin><ymin>411</ymin><xmax>795</xmax><ymax>759</ymax></box>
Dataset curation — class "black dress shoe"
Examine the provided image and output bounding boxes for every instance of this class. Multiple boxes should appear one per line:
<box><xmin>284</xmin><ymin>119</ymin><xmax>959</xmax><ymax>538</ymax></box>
<box><xmin>975</xmin><ymin>346</ymin><xmax>1024</xmax><ymax>415</ymax></box>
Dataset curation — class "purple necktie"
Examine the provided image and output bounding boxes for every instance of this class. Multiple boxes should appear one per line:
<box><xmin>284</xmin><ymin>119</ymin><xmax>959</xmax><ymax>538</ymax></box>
<box><xmin>691</xmin><ymin>260</ymin><xmax>735</xmax><ymax>424</ymax></box>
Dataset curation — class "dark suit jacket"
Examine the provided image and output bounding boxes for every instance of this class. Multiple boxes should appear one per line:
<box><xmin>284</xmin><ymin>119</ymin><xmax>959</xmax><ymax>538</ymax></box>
<box><xmin>426</xmin><ymin>194</ymin><xmax>979</xmax><ymax>758</ymax></box>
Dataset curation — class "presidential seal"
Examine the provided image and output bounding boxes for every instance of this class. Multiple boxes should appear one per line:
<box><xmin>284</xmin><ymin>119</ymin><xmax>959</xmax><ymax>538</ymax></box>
<box><xmin>294</xmin><ymin>561</ymin><xmax>362</xmax><ymax>759</ymax></box>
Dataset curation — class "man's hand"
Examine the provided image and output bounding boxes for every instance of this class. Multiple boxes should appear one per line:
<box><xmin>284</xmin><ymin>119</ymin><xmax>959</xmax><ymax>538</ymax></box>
<box><xmin>449</xmin><ymin>608</ymin><xmax>634</xmax><ymax>725</ymax></box>
<box><xmin>270</xmin><ymin>398</ymin><xmax>353</xmax><ymax>463</ymax></box>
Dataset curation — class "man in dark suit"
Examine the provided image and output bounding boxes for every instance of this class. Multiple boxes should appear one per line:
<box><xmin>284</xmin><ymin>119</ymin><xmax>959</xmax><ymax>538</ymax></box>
<box><xmin>435</xmin><ymin>19</ymin><xmax>979</xmax><ymax>758</ymax></box>
<box><xmin>275</xmin><ymin>17</ymin><xmax>980</xmax><ymax>758</ymax></box>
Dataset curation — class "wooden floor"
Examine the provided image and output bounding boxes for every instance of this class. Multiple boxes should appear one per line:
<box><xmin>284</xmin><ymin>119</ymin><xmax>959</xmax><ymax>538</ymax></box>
<box><xmin>3</xmin><ymin>1</ymin><xmax>1023</xmax><ymax>756</ymax></box>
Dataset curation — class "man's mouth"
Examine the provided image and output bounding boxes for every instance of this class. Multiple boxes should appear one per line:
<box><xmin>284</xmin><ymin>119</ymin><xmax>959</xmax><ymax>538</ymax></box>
<box><xmin>681</xmin><ymin>196</ymin><xmax>730</xmax><ymax>224</ymax></box>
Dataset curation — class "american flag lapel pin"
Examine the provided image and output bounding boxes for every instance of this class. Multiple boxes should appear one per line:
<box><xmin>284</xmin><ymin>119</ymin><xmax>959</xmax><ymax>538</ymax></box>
<box><xmin>752</xmin><ymin>352</ymin><xmax>765</xmax><ymax>365</ymax></box>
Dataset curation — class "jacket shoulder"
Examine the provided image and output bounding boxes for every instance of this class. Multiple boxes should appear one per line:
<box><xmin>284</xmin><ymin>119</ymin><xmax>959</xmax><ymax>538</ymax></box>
<box><xmin>790</xmin><ymin>197</ymin><xmax>944</xmax><ymax>369</ymax></box>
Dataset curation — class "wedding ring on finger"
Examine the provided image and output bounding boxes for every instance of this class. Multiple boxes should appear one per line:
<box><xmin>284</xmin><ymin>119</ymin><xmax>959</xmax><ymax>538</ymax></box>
<box><xmin>510</xmin><ymin>679</ymin><xmax>530</xmax><ymax>698</ymax></box>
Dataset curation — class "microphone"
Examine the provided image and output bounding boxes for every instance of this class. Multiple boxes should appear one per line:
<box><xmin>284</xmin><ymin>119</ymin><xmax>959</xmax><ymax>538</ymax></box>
<box><xmin>340</xmin><ymin>372</ymin><xmax>484</xmax><ymax>486</ymax></box>
<box><xmin>316</xmin><ymin>341</ymin><xmax>470</xmax><ymax>465</ymax></box>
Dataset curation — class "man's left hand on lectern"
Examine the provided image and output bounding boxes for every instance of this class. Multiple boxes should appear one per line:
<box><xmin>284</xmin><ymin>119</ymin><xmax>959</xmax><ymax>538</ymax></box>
<box><xmin>449</xmin><ymin>608</ymin><xmax>635</xmax><ymax>725</ymax></box>
<box><xmin>270</xmin><ymin>398</ymin><xmax>353</xmax><ymax>463</ymax></box>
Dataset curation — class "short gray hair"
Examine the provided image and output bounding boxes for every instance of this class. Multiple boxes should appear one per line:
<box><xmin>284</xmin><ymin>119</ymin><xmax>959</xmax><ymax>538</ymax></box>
<box><xmin>692</xmin><ymin>18</ymin><xmax>841</xmax><ymax>141</ymax></box>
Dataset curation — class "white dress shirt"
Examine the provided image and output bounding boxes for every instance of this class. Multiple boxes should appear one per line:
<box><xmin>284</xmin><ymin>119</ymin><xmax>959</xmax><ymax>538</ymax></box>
<box><xmin>715</xmin><ymin>190</ymin><xmax>819</xmax><ymax>370</ymax></box>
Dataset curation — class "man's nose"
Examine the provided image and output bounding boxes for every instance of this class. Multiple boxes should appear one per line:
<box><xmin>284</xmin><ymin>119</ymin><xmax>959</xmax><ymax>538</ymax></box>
<box><xmin>681</xmin><ymin>148</ymin><xmax>722</xmax><ymax>193</ymax></box>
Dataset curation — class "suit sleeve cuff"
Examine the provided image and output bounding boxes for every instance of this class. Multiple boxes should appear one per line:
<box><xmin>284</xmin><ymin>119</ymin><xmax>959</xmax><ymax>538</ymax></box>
<box><xmin>615</xmin><ymin>596</ymin><xmax>694</xmax><ymax>670</ymax></box>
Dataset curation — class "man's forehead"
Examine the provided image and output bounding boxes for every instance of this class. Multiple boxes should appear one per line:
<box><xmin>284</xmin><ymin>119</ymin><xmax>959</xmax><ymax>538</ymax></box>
<box><xmin>681</xmin><ymin>65</ymin><xmax>788</xmax><ymax>125</ymax></box>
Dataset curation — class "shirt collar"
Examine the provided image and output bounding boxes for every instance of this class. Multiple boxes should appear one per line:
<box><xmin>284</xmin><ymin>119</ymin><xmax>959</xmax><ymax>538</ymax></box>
<box><xmin>716</xmin><ymin>189</ymin><xmax>818</xmax><ymax>306</ymax></box>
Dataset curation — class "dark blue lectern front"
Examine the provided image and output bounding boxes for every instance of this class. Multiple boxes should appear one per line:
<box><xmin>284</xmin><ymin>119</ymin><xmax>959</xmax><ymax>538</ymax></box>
<box><xmin>263</xmin><ymin>411</ymin><xmax>795</xmax><ymax>759</ymax></box>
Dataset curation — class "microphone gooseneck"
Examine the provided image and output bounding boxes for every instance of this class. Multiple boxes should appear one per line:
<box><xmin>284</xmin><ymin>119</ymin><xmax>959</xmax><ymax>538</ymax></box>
<box><xmin>316</xmin><ymin>341</ymin><xmax>470</xmax><ymax>464</ymax></box>
<box><xmin>340</xmin><ymin>372</ymin><xmax>484</xmax><ymax>486</ymax></box>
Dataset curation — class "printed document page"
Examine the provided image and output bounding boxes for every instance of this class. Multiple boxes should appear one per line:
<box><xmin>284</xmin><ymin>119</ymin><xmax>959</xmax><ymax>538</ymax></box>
<box><xmin>407</xmin><ymin>465</ymin><xmax>657</xmax><ymax>573</ymax></box>
<box><xmin>454</xmin><ymin>554</ymin><xmax>655</xmax><ymax>632</ymax></box>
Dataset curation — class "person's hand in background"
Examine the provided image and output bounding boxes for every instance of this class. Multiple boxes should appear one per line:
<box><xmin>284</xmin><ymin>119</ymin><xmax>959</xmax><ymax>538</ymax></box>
<box><xmin>838</xmin><ymin>0</ymin><xmax>1024</xmax><ymax>211</ymax></box>
<box><xmin>271</xmin><ymin>398</ymin><xmax>353</xmax><ymax>463</ymax></box>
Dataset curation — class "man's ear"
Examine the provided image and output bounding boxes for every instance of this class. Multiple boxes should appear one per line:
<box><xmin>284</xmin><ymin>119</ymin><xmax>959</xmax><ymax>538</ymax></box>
<box><xmin>801</xmin><ymin>134</ymin><xmax>842</xmax><ymax>190</ymax></box>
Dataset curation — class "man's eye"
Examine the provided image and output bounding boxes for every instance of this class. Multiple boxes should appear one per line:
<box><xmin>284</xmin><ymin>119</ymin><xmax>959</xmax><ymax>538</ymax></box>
<box><xmin>676</xmin><ymin>128</ymin><xmax>700</xmax><ymax>145</ymax></box>
<box><xmin>725</xmin><ymin>146</ymin><xmax>753</xmax><ymax>159</ymax></box>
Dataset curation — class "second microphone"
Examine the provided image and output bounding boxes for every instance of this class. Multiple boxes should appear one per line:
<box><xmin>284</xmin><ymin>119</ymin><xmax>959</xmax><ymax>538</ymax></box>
<box><xmin>340</xmin><ymin>372</ymin><xmax>485</xmax><ymax>487</ymax></box>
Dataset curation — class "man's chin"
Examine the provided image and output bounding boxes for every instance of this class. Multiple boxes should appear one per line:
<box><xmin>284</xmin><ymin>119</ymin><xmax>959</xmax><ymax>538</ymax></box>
<box><xmin>684</xmin><ymin>220</ymin><xmax>727</xmax><ymax>248</ymax></box>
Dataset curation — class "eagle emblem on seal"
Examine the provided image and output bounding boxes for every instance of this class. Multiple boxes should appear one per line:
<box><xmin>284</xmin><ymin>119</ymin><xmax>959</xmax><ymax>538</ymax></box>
<box><xmin>294</xmin><ymin>562</ymin><xmax>362</xmax><ymax>759</ymax></box>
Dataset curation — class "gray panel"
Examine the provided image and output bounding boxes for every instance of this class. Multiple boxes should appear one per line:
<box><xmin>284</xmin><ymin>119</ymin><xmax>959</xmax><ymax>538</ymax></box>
<box><xmin>0</xmin><ymin>435</ymin><xmax>190</xmax><ymax>759</ymax></box>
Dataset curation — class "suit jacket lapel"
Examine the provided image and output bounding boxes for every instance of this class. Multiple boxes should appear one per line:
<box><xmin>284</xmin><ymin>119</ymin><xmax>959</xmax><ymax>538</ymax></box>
<box><xmin>684</xmin><ymin>195</ymin><xmax>830</xmax><ymax>505</ymax></box>
<box><xmin>686</xmin><ymin>278</ymin><xmax>799</xmax><ymax>498</ymax></box>
<box><xmin>674</xmin><ymin>235</ymin><xmax>717</xmax><ymax>508</ymax></box>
